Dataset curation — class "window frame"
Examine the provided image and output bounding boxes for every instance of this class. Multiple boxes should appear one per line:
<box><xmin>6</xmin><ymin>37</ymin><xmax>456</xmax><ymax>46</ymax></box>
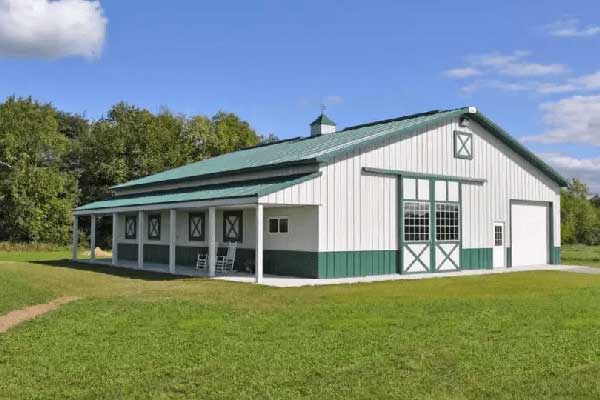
<box><xmin>435</xmin><ymin>202</ymin><xmax>460</xmax><ymax>242</ymax></box>
<box><xmin>454</xmin><ymin>130</ymin><xmax>473</xmax><ymax>160</ymax></box>
<box><xmin>494</xmin><ymin>225</ymin><xmax>503</xmax><ymax>247</ymax></box>
<box><xmin>147</xmin><ymin>213</ymin><xmax>161</xmax><ymax>241</ymax></box>
<box><xmin>189</xmin><ymin>212</ymin><xmax>206</xmax><ymax>242</ymax></box>
<box><xmin>403</xmin><ymin>201</ymin><xmax>431</xmax><ymax>243</ymax></box>
<box><xmin>267</xmin><ymin>216</ymin><xmax>289</xmax><ymax>235</ymax></box>
<box><xmin>223</xmin><ymin>210</ymin><xmax>243</xmax><ymax>242</ymax></box>
<box><xmin>125</xmin><ymin>215</ymin><xmax>137</xmax><ymax>240</ymax></box>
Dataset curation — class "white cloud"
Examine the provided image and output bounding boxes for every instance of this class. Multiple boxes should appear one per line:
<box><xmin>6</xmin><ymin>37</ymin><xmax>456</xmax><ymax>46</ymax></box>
<box><xmin>536</xmin><ymin>71</ymin><xmax>600</xmax><ymax>94</ymax></box>
<box><xmin>461</xmin><ymin>79</ymin><xmax>536</xmax><ymax>93</ymax></box>
<box><xmin>447</xmin><ymin>51</ymin><xmax>567</xmax><ymax>91</ymax></box>
<box><xmin>543</xmin><ymin>18</ymin><xmax>600</xmax><ymax>38</ymax></box>
<box><xmin>535</xmin><ymin>82</ymin><xmax>580</xmax><ymax>94</ymax></box>
<box><xmin>323</xmin><ymin>95</ymin><xmax>344</xmax><ymax>106</ymax></box>
<box><xmin>541</xmin><ymin>152</ymin><xmax>600</xmax><ymax>194</ymax></box>
<box><xmin>457</xmin><ymin>69</ymin><xmax>600</xmax><ymax>95</ymax></box>
<box><xmin>0</xmin><ymin>0</ymin><xmax>107</xmax><ymax>59</ymax></box>
<box><xmin>444</xmin><ymin>67</ymin><xmax>482</xmax><ymax>79</ymax></box>
<box><xmin>522</xmin><ymin>95</ymin><xmax>600</xmax><ymax>145</ymax></box>
<box><xmin>467</xmin><ymin>51</ymin><xmax>567</xmax><ymax>77</ymax></box>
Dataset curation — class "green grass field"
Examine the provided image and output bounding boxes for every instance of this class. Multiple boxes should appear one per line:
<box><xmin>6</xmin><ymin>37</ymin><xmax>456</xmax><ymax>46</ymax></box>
<box><xmin>0</xmin><ymin>245</ymin><xmax>599</xmax><ymax>399</ymax></box>
<box><xmin>562</xmin><ymin>244</ymin><xmax>600</xmax><ymax>268</ymax></box>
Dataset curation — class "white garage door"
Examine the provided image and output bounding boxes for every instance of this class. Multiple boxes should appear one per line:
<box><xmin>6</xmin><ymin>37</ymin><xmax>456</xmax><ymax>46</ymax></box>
<box><xmin>511</xmin><ymin>202</ymin><xmax>549</xmax><ymax>266</ymax></box>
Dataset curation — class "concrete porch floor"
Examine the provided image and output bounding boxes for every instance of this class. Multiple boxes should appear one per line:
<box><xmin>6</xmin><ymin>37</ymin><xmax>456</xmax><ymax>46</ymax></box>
<box><xmin>77</xmin><ymin>258</ymin><xmax>254</xmax><ymax>278</ymax></box>
<box><xmin>75</xmin><ymin>259</ymin><xmax>599</xmax><ymax>287</ymax></box>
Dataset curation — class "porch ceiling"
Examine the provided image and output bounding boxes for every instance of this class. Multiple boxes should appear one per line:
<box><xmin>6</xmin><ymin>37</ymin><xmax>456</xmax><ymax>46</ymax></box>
<box><xmin>74</xmin><ymin>172</ymin><xmax>320</xmax><ymax>214</ymax></box>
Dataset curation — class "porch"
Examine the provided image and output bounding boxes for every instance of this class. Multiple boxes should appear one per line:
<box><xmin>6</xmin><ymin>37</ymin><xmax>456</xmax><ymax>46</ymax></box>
<box><xmin>75</xmin><ymin>257</ymin><xmax>256</xmax><ymax>278</ymax></box>
<box><xmin>73</xmin><ymin>198</ymin><xmax>319</xmax><ymax>283</ymax></box>
<box><xmin>74</xmin><ymin>202</ymin><xmax>264</xmax><ymax>283</ymax></box>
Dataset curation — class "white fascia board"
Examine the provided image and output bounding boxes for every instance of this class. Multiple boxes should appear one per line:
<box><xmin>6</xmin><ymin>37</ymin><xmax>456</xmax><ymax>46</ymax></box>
<box><xmin>73</xmin><ymin>197</ymin><xmax>258</xmax><ymax>216</ymax></box>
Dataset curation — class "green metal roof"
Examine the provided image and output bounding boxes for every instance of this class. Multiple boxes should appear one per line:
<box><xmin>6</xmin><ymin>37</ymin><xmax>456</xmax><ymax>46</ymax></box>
<box><xmin>310</xmin><ymin>113</ymin><xmax>336</xmax><ymax>126</ymax></box>
<box><xmin>77</xmin><ymin>173</ymin><xmax>320</xmax><ymax>211</ymax></box>
<box><xmin>112</xmin><ymin>107</ymin><xmax>567</xmax><ymax>190</ymax></box>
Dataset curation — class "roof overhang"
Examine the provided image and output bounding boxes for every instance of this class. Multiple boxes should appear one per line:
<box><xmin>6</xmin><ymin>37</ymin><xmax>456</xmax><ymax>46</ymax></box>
<box><xmin>75</xmin><ymin>172</ymin><xmax>322</xmax><ymax>215</ymax></box>
<box><xmin>111</xmin><ymin>159</ymin><xmax>319</xmax><ymax>192</ymax></box>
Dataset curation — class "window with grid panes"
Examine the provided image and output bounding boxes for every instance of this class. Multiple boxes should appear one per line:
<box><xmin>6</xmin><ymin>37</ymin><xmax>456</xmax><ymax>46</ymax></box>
<box><xmin>494</xmin><ymin>225</ymin><xmax>503</xmax><ymax>246</ymax></box>
<box><xmin>403</xmin><ymin>201</ymin><xmax>430</xmax><ymax>242</ymax></box>
<box><xmin>435</xmin><ymin>203</ymin><xmax>460</xmax><ymax>241</ymax></box>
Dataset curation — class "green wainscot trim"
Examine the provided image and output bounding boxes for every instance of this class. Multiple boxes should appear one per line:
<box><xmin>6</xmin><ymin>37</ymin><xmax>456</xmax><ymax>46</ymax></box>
<box><xmin>175</xmin><ymin>246</ymin><xmax>205</xmax><ymax>267</ymax></box>
<box><xmin>264</xmin><ymin>250</ymin><xmax>319</xmax><ymax>278</ymax></box>
<box><xmin>144</xmin><ymin>244</ymin><xmax>169</xmax><ymax>264</ymax></box>
<box><xmin>460</xmin><ymin>248</ymin><xmax>493</xmax><ymax>270</ymax></box>
<box><xmin>117</xmin><ymin>243</ymin><xmax>138</xmax><ymax>262</ymax></box>
<box><xmin>551</xmin><ymin>247</ymin><xmax>561</xmax><ymax>265</ymax></box>
<box><xmin>318</xmin><ymin>250</ymin><xmax>397</xmax><ymax>279</ymax></box>
<box><xmin>506</xmin><ymin>247</ymin><xmax>512</xmax><ymax>268</ymax></box>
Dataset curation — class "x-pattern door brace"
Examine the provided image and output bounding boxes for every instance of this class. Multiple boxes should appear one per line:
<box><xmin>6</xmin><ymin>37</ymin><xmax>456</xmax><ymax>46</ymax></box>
<box><xmin>436</xmin><ymin>243</ymin><xmax>459</xmax><ymax>270</ymax></box>
<box><xmin>225</xmin><ymin>215</ymin><xmax>240</xmax><ymax>238</ymax></box>
<box><xmin>457</xmin><ymin>134</ymin><xmax>471</xmax><ymax>157</ymax></box>
<box><xmin>190</xmin><ymin>216</ymin><xmax>202</xmax><ymax>237</ymax></box>
<box><xmin>405</xmin><ymin>244</ymin><xmax>429</xmax><ymax>272</ymax></box>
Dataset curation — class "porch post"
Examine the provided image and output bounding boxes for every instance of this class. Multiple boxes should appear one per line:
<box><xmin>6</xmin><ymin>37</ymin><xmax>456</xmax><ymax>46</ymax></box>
<box><xmin>112</xmin><ymin>213</ymin><xmax>118</xmax><ymax>266</ymax></box>
<box><xmin>138</xmin><ymin>210</ymin><xmax>144</xmax><ymax>269</ymax></box>
<box><xmin>255</xmin><ymin>204</ymin><xmax>263</xmax><ymax>283</ymax></box>
<box><xmin>169</xmin><ymin>209</ymin><xmax>176</xmax><ymax>273</ymax></box>
<box><xmin>72</xmin><ymin>214</ymin><xmax>79</xmax><ymax>261</ymax></box>
<box><xmin>90</xmin><ymin>215</ymin><xmax>96</xmax><ymax>260</ymax></box>
<box><xmin>208</xmin><ymin>207</ymin><xmax>216</xmax><ymax>277</ymax></box>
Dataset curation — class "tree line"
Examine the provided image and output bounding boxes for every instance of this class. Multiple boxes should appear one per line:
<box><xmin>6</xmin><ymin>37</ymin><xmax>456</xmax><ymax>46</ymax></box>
<box><xmin>0</xmin><ymin>96</ymin><xmax>267</xmax><ymax>245</ymax></box>
<box><xmin>561</xmin><ymin>179</ymin><xmax>600</xmax><ymax>245</ymax></box>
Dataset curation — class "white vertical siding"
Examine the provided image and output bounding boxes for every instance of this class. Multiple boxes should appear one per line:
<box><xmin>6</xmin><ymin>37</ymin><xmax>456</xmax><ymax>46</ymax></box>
<box><xmin>263</xmin><ymin>206</ymin><xmax>318</xmax><ymax>252</ymax></box>
<box><xmin>307</xmin><ymin>117</ymin><xmax>561</xmax><ymax>252</ymax></box>
<box><xmin>258</xmin><ymin>175</ymin><xmax>321</xmax><ymax>205</ymax></box>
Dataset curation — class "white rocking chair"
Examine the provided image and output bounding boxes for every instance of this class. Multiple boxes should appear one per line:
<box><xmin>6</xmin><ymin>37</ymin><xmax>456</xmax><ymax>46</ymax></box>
<box><xmin>196</xmin><ymin>253</ymin><xmax>208</xmax><ymax>270</ymax></box>
<box><xmin>215</xmin><ymin>242</ymin><xmax>237</xmax><ymax>273</ymax></box>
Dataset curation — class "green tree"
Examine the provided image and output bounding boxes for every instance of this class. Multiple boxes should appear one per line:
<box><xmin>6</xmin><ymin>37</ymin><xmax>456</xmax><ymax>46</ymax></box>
<box><xmin>0</xmin><ymin>97</ymin><xmax>77</xmax><ymax>243</ymax></box>
<box><xmin>561</xmin><ymin>179</ymin><xmax>600</xmax><ymax>245</ymax></box>
<box><xmin>0</xmin><ymin>162</ymin><xmax>76</xmax><ymax>243</ymax></box>
<box><xmin>78</xmin><ymin>104</ymin><xmax>261</xmax><ymax>204</ymax></box>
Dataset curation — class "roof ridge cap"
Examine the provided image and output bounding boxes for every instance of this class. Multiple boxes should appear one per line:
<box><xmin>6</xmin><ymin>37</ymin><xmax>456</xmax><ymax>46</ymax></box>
<box><xmin>338</xmin><ymin>109</ymin><xmax>462</xmax><ymax>132</ymax></box>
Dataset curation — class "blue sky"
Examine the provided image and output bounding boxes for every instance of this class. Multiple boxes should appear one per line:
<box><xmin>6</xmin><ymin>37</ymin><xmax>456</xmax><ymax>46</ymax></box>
<box><xmin>1</xmin><ymin>0</ymin><xmax>599</xmax><ymax>192</ymax></box>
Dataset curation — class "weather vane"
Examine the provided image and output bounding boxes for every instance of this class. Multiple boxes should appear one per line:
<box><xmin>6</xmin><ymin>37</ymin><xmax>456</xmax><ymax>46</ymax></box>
<box><xmin>320</xmin><ymin>103</ymin><xmax>326</xmax><ymax>114</ymax></box>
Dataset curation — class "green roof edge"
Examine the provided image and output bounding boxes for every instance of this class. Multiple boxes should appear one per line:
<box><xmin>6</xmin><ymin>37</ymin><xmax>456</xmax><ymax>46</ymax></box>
<box><xmin>316</xmin><ymin>107</ymin><xmax>567</xmax><ymax>188</ymax></box>
<box><xmin>110</xmin><ymin>107</ymin><xmax>567</xmax><ymax>192</ymax></box>
<box><xmin>76</xmin><ymin>172</ymin><xmax>322</xmax><ymax>212</ymax></box>
<box><xmin>315</xmin><ymin>108</ymin><xmax>468</xmax><ymax>162</ymax></box>
<box><xmin>111</xmin><ymin>159</ymin><xmax>319</xmax><ymax>191</ymax></box>
<box><xmin>469</xmin><ymin>112</ymin><xmax>568</xmax><ymax>187</ymax></box>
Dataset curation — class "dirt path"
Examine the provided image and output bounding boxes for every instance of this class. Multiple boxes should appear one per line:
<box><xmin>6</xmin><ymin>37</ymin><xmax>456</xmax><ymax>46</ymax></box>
<box><xmin>0</xmin><ymin>296</ymin><xmax>80</xmax><ymax>333</ymax></box>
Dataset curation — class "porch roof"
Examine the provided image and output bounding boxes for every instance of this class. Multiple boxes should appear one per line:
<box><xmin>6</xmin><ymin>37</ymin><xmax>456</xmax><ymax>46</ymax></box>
<box><xmin>75</xmin><ymin>172</ymin><xmax>320</xmax><ymax>212</ymax></box>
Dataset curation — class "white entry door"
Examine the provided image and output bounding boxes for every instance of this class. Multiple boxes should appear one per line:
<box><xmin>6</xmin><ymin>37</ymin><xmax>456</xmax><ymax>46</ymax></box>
<box><xmin>511</xmin><ymin>202</ymin><xmax>549</xmax><ymax>266</ymax></box>
<box><xmin>493</xmin><ymin>222</ymin><xmax>505</xmax><ymax>268</ymax></box>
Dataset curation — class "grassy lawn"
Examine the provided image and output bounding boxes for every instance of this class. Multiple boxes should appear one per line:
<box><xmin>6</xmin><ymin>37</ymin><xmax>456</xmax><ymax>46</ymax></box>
<box><xmin>562</xmin><ymin>244</ymin><xmax>600</xmax><ymax>268</ymax></box>
<box><xmin>1</xmin><ymin>252</ymin><xmax>600</xmax><ymax>398</ymax></box>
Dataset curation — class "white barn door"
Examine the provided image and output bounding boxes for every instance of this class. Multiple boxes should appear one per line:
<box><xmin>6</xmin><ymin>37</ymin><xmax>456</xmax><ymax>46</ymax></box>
<box><xmin>401</xmin><ymin>177</ymin><xmax>461</xmax><ymax>274</ymax></box>
<box><xmin>511</xmin><ymin>202</ymin><xmax>549</xmax><ymax>266</ymax></box>
<box><xmin>433</xmin><ymin>180</ymin><xmax>460</xmax><ymax>272</ymax></box>
<box><xmin>401</xmin><ymin>178</ymin><xmax>431</xmax><ymax>273</ymax></box>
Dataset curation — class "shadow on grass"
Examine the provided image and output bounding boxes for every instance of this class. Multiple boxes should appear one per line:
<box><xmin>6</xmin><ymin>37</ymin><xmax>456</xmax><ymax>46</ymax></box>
<box><xmin>31</xmin><ymin>259</ymin><xmax>190</xmax><ymax>281</ymax></box>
